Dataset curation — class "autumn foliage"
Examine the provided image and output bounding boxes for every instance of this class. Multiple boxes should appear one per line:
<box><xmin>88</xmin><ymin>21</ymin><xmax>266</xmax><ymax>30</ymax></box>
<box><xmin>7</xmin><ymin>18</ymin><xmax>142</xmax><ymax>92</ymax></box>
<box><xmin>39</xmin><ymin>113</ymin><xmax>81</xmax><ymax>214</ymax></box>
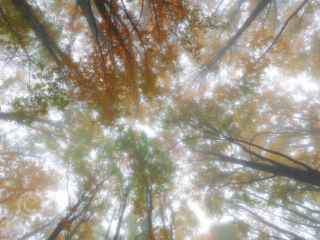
<box><xmin>0</xmin><ymin>0</ymin><xmax>320</xmax><ymax>239</ymax></box>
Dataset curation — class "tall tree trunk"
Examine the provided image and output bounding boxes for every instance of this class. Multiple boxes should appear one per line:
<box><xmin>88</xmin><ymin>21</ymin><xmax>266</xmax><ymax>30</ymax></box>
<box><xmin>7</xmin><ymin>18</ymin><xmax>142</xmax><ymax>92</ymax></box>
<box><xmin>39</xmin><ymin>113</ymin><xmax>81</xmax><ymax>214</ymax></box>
<box><xmin>113</xmin><ymin>184</ymin><xmax>131</xmax><ymax>240</ymax></box>
<box><xmin>146</xmin><ymin>186</ymin><xmax>153</xmax><ymax>234</ymax></box>
<box><xmin>158</xmin><ymin>195</ymin><xmax>167</xmax><ymax>230</ymax></box>
<box><xmin>199</xmin><ymin>150</ymin><xmax>320</xmax><ymax>188</ymax></box>
<box><xmin>11</xmin><ymin>0</ymin><xmax>66</xmax><ymax>66</ymax></box>
<box><xmin>77</xmin><ymin>0</ymin><xmax>108</xmax><ymax>49</ymax></box>
<box><xmin>203</xmin><ymin>0</ymin><xmax>272</xmax><ymax>72</ymax></box>
<box><xmin>169</xmin><ymin>203</ymin><xmax>174</xmax><ymax>240</ymax></box>
<box><xmin>105</xmin><ymin>202</ymin><xmax>118</xmax><ymax>240</ymax></box>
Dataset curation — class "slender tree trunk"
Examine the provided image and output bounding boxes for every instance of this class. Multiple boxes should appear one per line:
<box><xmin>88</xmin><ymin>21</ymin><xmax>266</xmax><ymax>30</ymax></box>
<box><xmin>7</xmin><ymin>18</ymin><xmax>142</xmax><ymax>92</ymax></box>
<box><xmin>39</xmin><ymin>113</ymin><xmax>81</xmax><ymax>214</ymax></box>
<box><xmin>19</xmin><ymin>213</ymin><xmax>63</xmax><ymax>240</ymax></box>
<box><xmin>113</xmin><ymin>184</ymin><xmax>131</xmax><ymax>240</ymax></box>
<box><xmin>105</xmin><ymin>202</ymin><xmax>118</xmax><ymax>240</ymax></box>
<box><xmin>169</xmin><ymin>203</ymin><xmax>174</xmax><ymax>240</ymax></box>
<box><xmin>239</xmin><ymin>204</ymin><xmax>304</xmax><ymax>240</ymax></box>
<box><xmin>10</xmin><ymin>0</ymin><xmax>66</xmax><ymax>65</ymax></box>
<box><xmin>198</xmin><ymin>150</ymin><xmax>320</xmax><ymax>188</ymax></box>
<box><xmin>146</xmin><ymin>186</ymin><xmax>153</xmax><ymax>233</ymax></box>
<box><xmin>158</xmin><ymin>195</ymin><xmax>167</xmax><ymax>230</ymax></box>
<box><xmin>248</xmin><ymin>192</ymin><xmax>320</xmax><ymax>225</ymax></box>
<box><xmin>205</xmin><ymin>0</ymin><xmax>272</xmax><ymax>68</ymax></box>
<box><xmin>77</xmin><ymin>0</ymin><xmax>108</xmax><ymax>49</ymax></box>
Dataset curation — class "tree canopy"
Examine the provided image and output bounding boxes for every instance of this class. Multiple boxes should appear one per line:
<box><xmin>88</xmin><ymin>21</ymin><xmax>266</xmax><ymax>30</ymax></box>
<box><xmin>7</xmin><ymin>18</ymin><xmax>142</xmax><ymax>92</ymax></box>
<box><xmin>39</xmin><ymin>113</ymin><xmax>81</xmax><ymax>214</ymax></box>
<box><xmin>0</xmin><ymin>0</ymin><xmax>320</xmax><ymax>239</ymax></box>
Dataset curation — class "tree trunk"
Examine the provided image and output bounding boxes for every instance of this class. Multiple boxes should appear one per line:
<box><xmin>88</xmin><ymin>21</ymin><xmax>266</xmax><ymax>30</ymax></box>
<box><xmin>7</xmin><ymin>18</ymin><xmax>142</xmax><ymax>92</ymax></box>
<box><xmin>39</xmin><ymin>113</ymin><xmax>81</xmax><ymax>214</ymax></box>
<box><xmin>113</xmin><ymin>184</ymin><xmax>131</xmax><ymax>240</ymax></box>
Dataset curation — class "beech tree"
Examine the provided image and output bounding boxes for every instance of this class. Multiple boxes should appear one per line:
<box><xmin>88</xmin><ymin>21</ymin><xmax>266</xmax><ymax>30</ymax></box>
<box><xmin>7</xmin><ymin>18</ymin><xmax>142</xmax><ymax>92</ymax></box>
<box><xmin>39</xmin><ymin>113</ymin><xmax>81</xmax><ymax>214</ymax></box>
<box><xmin>0</xmin><ymin>0</ymin><xmax>320</xmax><ymax>239</ymax></box>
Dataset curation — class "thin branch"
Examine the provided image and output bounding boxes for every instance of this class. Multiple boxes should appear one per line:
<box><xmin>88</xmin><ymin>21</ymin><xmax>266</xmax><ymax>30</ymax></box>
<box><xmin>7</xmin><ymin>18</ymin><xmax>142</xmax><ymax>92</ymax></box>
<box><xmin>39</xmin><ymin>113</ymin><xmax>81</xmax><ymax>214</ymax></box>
<box><xmin>243</xmin><ymin>0</ymin><xmax>309</xmax><ymax>81</ymax></box>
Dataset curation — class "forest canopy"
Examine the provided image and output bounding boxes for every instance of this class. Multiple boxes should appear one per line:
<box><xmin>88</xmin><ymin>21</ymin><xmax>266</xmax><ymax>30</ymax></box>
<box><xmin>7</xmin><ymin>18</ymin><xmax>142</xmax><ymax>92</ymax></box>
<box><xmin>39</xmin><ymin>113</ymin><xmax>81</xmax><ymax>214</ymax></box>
<box><xmin>0</xmin><ymin>0</ymin><xmax>320</xmax><ymax>239</ymax></box>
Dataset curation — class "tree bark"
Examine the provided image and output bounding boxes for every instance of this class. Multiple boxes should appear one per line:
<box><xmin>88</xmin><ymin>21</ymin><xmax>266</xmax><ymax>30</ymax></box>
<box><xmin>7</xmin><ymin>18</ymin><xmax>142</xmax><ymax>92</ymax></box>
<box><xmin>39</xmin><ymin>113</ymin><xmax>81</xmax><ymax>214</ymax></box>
<box><xmin>113</xmin><ymin>184</ymin><xmax>131</xmax><ymax>240</ymax></box>
<box><xmin>10</xmin><ymin>0</ymin><xmax>65</xmax><ymax>66</ymax></box>
<box><xmin>77</xmin><ymin>0</ymin><xmax>109</xmax><ymax>50</ymax></box>
<box><xmin>198</xmin><ymin>150</ymin><xmax>320</xmax><ymax>188</ymax></box>
<box><xmin>204</xmin><ymin>0</ymin><xmax>272</xmax><ymax>71</ymax></box>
